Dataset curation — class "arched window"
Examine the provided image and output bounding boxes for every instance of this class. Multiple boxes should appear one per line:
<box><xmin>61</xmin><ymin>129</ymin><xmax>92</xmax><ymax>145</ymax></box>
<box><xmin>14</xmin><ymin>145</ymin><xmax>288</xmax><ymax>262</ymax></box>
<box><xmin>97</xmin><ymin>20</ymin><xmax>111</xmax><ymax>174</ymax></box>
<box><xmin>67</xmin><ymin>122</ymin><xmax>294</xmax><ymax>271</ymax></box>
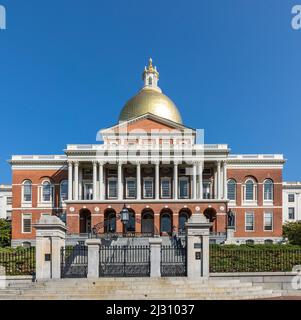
<box><xmin>244</xmin><ymin>178</ymin><xmax>257</xmax><ymax>202</ymax></box>
<box><xmin>104</xmin><ymin>212</ymin><xmax>116</xmax><ymax>233</ymax></box>
<box><xmin>148</xmin><ymin>76</ymin><xmax>152</xmax><ymax>85</ymax></box>
<box><xmin>160</xmin><ymin>213</ymin><xmax>172</xmax><ymax>234</ymax></box>
<box><xmin>264</xmin><ymin>179</ymin><xmax>273</xmax><ymax>201</ymax></box>
<box><xmin>42</xmin><ymin>181</ymin><xmax>53</xmax><ymax>202</ymax></box>
<box><xmin>23</xmin><ymin>180</ymin><xmax>32</xmax><ymax>202</ymax></box>
<box><xmin>227</xmin><ymin>179</ymin><xmax>236</xmax><ymax>201</ymax></box>
<box><xmin>179</xmin><ymin>212</ymin><xmax>189</xmax><ymax>233</ymax></box>
<box><xmin>60</xmin><ymin>180</ymin><xmax>68</xmax><ymax>202</ymax></box>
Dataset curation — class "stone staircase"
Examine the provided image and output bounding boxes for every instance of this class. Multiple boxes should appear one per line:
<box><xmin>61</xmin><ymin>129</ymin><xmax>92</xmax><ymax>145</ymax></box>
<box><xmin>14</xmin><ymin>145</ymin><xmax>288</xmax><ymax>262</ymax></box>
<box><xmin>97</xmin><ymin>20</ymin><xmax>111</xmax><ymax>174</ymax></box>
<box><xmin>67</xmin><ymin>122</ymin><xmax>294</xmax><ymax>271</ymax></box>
<box><xmin>0</xmin><ymin>278</ymin><xmax>281</xmax><ymax>300</ymax></box>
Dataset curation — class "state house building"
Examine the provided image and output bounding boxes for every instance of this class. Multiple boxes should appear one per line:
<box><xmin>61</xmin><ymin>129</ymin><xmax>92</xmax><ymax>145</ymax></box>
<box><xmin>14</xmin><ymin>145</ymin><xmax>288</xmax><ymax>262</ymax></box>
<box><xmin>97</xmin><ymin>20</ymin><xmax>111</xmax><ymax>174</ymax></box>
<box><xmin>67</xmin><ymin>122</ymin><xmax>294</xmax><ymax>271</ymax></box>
<box><xmin>10</xmin><ymin>59</ymin><xmax>285</xmax><ymax>247</ymax></box>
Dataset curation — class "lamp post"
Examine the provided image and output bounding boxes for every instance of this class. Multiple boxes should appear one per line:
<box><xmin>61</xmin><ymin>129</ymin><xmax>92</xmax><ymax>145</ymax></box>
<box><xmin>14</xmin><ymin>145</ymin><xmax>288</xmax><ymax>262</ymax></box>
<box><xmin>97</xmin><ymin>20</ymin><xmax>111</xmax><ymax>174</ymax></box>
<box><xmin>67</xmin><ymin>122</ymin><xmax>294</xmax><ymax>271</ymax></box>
<box><xmin>120</xmin><ymin>204</ymin><xmax>129</xmax><ymax>228</ymax></box>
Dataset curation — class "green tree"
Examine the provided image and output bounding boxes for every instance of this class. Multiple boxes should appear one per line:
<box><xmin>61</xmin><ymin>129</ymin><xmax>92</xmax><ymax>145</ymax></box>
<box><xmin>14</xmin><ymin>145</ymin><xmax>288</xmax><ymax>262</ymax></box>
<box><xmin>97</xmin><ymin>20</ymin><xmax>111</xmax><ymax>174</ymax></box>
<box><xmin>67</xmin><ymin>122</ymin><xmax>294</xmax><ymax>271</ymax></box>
<box><xmin>283</xmin><ymin>221</ymin><xmax>301</xmax><ymax>245</ymax></box>
<box><xmin>0</xmin><ymin>219</ymin><xmax>11</xmax><ymax>247</ymax></box>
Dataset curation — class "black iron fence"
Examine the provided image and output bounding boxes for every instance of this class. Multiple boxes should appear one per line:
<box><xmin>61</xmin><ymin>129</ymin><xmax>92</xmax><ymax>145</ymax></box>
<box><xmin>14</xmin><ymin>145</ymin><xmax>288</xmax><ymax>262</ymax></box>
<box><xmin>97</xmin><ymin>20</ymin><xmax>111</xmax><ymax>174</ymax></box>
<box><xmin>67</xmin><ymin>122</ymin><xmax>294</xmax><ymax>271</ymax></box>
<box><xmin>99</xmin><ymin>245</ymin><xmax>150</xmax><ymax>277</ymax></box>
<box><xmin>61</xmin><ymin>245</ymin><xmax>88</xmax><ymax>278</ymax></box>
<box><xmin>0</xmin><ymin>248</ymin><xmax>35</xmax><ymax>276</ymax></box>
<box><xmin>161</xmin><ymin>245</ymin><xmax>187</xmax><ymax>277</ymax></box>
<box><xmin>210</xmin><ymin>245</ymin><xmax>301</xmax><ymax>272</ymax></box>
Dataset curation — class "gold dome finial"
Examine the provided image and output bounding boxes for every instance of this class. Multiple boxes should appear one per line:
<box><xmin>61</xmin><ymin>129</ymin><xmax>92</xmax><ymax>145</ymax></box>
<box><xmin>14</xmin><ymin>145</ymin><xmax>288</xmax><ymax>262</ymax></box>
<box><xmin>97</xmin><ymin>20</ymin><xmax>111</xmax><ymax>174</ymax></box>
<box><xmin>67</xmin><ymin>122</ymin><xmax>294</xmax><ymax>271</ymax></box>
<box><xmin>148</xmin><ymin>58</ymin><xmax>153</xmax><ymax>71</ymax></box>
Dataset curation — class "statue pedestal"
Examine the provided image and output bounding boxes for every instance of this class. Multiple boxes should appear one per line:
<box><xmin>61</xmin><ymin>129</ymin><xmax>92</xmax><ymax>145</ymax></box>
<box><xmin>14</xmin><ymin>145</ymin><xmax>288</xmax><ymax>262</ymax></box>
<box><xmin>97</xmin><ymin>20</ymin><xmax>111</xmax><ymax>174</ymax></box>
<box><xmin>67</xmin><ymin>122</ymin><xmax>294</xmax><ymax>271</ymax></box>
<box><xmin>225</xmin><ymin>226</ymin><xmax>236</xmax><ymax>245</ymax></box>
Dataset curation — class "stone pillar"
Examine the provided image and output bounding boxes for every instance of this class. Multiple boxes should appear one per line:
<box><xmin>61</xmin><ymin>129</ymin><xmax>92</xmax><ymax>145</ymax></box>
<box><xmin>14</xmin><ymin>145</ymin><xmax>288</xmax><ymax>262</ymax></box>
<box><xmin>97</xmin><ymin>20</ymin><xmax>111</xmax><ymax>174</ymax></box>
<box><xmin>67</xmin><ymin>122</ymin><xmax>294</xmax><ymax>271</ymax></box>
<box><xmin>68</xmin><ymin>161</ymin><xmax>73</xmax><ymax>201</ymax></box>
<box><xmin>99</xmin><ymin>162</ymin><xmax>104</xmax><ymax>200</ymax></box>
<box><xmin>149</xmin><ymin>238</ymin><xmax>162</xmax><ymax>277</ymax></box>
<box><xmin>74</xmin><ymin>162</ymin><xmax>79</xmax><ymax>200</ymax></box>
<box><xmin>93</xmin><ymin>161</ymin><xmax>97</xmax><ymax>200</ymax></box>
<box><xmin>137</xmin><ymin>162</ymin><xmax>141</xmax><ymax>200</ymax></box>
<box><xmin>217</xmin><ymin>161</ymin><xmax>221</xmax><ymax>199</ymax></box>
<box><xmin>192</xmin><ymin>163</ymin><xmax>197</xmax><ymax>200</ymax></box>
<box><xmin>186</xmin><ymin>214</ymin><xmax>211</xmax><ymax>278</ymax></box>
<box><xmin>34</xmin><ymin>216</ymin><xmax>67</xmax><ymax>280</ymax></box>
<box><xmin>225</xmin><ymin>226</ymin><xmax>235</xmax><ymax>244</ymax></box>
<box><xmin>118</xmin><ymin>162</ymin><xmax>123</xmax><ymax>201</ymax></box>
<box><xmin>198</xmin><ymin>162</ymin><xmax>203</xmax><ymax>200</ymax></box>
<box><xmin>85</xmin><ymin>238</ymin><xmax>101</xmax><ymax>278</ymax></box>
<box><xmin>173</xmin><ymin>162</ymin><xmax>178</xmax><ymax>200</ymax></box>
<box><xmin>155</xmin><ymin>162</ymin><xmax>160</xmax><ymax>200</ymax></box>
<box><xmin>223</xmin><ymin>161</ymin><xmax>227</xmax><ymax>199</ymax></box>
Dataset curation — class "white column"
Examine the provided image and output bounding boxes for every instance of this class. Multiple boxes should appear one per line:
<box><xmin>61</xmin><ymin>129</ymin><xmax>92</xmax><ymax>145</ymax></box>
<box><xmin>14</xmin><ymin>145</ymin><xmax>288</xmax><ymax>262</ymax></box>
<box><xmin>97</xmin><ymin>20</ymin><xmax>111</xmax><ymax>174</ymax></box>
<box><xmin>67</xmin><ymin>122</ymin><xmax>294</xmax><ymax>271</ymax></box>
<box><xmin>174</xmin><ymin>162</ymin><xmax>178</xmax><ymax>200</ymax></box>
<box><xmin>79</xmin><ymin>166</ymin><xmax>83</xmax><ymax>200</ymax></box>
<box><xmin>99</xmin><ymin>162</ymin><xmax>103</xmax><ymax>200</ymax></box>
<box><xmin>68</xmin><ymin>162</ymin><xmax>73</xmax><ymax>201</ymax></box>
<box><xmin>223</xmin><ymin>161</ymin><xmax>227</xmax><ymax>199</ymax></box>
<box><xmin>217</xmin><ymin>161</ymin><xmax>221</xmax><ymax>199</ymax></box>
<box><xmin>74</xmin><ymin>162</ymin><xmax>79</xmax><ymax>200</ymax></box>
<box><xmin>155</xmin><ymin>161</ymin><xmax>160</xmax><ymax>200</ymax></box>
<box><xmin>136</xmin><ymin>162</ymin><xmax>141</xmax><ymax>200</ymax></box>
<box><xmin>193</xmin><ymin>163</ymin><xmax>197</xmax><ymax>200</ymax></box>
<box><xmin>93</xmin><ymin>161</ymin><xmax>97</xmax><ymax>200</ymax></box>
<box><xmin>198</xmin><ymin>162</ymin><xmax>203</xmax><ymax>200</ymax></box>
<box><xmin>118</xmin><ymin>162</ymin><xmax>123</xmax><ymax>201</ymax></box>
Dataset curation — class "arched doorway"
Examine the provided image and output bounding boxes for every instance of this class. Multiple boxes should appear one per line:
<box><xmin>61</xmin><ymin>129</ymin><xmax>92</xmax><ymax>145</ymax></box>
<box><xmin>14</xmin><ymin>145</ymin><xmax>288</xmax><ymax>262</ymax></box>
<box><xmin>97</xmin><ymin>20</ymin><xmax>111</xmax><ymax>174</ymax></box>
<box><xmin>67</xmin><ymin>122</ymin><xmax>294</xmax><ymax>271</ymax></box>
<box><xmin>123</xmin><ymin>209</ymin><xmax>136</xmax><ymax>233</ymax></box>
<box><xmin>203</xmin><ymin>208</ymin><xmax>217</xmax><ymax>232</ymax></box>
<box><xmin>160</xmin><ymin>209</ymin><xmax>173</xmax><ymax>235</ymax></box>
<box><xmin>104</xmin><ymin>209</ymin><xmax>116</xmax><ymax>233</ymax></box>
<box><xmin>178</xmin><ymin>208</ymin><xmax>191</xmax><ymax>234</ymax></box>
<box><xmin>141</xmin><ymin>209</ymin><xmax>154</xmax><ymax>234</ymax></box>
<box><xmin>79</xmin><ymin>209</ymin><xmax>91</xmax><ymax>234</ymax></box>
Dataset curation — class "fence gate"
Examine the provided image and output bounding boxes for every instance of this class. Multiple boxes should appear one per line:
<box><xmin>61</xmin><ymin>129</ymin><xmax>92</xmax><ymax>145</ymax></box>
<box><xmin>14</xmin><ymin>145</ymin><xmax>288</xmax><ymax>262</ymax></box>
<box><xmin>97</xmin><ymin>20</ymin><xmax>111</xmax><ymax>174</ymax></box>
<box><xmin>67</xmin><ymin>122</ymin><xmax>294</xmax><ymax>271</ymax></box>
<box><xmin>99</xmin><ymin>245</ymin><xmax>150</xmax><ymax>277</ymax></box>
<box><xmin>161</xmin><ymin>245</ymin><xmax>187</xmax><ymax>277</ymax></box>
<box><xmin>61</xmin><ymin>245</ymin><xmax>88</xmax><ymax>278</ymax></box>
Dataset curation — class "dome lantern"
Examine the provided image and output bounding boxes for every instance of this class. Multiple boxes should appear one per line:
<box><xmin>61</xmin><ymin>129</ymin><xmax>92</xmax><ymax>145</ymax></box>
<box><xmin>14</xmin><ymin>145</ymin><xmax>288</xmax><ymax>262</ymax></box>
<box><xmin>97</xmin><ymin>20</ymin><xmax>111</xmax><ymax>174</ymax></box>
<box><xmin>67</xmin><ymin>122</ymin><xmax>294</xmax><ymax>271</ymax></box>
<box><xmin>119</xmin><ymin>59</ymin><xmax>183</xmax><ymax>124</ymax></box>
<box><xmin>142</xmin><ymin>58</ymin><xmax>160</xmax><ymax>92</ymax></box>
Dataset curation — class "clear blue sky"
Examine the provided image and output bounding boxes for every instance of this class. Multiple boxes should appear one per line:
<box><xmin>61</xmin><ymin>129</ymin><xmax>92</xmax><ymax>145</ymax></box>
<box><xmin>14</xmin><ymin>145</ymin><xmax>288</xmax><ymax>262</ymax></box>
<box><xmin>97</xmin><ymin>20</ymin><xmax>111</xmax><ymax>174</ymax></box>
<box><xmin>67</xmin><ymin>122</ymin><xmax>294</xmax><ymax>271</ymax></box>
<box><xmin>0</xmin><ymin>0</ymin><xmax>300</xmax><ymax>183</ymax></box>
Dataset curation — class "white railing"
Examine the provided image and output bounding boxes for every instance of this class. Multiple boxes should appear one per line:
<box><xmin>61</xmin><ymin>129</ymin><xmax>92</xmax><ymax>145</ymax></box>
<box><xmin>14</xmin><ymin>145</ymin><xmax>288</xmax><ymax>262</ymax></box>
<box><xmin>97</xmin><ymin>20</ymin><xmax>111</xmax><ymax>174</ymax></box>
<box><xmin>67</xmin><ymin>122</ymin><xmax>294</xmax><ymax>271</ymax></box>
<box><xmin>228</xmin><ymin>154</ymin><xmax>284</xmax><ymax>160</ymax></box>
<box><xmin>11</xmin><ymin>155</ymin><xmax>67</xmax><ymax>161</ymax></box>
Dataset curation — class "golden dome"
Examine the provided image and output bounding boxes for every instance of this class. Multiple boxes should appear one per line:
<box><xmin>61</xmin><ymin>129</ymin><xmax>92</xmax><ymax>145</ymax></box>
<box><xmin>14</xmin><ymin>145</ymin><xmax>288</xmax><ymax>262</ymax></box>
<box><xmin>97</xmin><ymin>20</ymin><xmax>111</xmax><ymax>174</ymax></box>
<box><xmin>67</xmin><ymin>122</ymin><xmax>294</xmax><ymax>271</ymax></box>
<box><xmin>119</xmin><ymin>87</ymin><xmax>183</xmax><ymax>124</ymax></box>
<box><xmin>119</xmin><ymin>58</ymin><xmax>183</xmax><ymax>124</ymax></box>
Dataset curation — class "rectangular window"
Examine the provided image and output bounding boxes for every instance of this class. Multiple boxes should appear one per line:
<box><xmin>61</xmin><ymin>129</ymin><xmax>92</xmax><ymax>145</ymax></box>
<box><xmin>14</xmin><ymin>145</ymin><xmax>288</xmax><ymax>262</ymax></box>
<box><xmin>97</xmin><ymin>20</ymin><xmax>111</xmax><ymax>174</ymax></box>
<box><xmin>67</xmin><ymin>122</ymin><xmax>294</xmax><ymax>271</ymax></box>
<box><xmin>179</xmin><ymin>178</ymin><xmax>189</xmax><ymax>198</ymax></box>
<box><xmin>288</xmin><ymin>194</ymin><xmax>295</xmax><ymax>202</ymax></box>
<box><xmin>264</xmin><ymin>212</ymin><xmax>273</xmax><ymax>231</ymax></box>
<box><xmin>126</xmin><ymin>178</ymin><xmax>136</xmax><ymax>199</ymax></box>
<box><xmin>203</xmin><ymin>182</ymin><xmax>211</xmax><ymax>199</ymax></box>
<box><xmin>108</xmin><ymin>179</ymin><xmax>117</xmax><ymax>199</ymax></box>
<box><xmin>22</xmin><ymin>214</ymin><xmax>32</xmax><ymax>233</ymax></box>
<box><xmin>161</xmin><ymin>178</ymin><xmax>171</xmax><ymax>198</ymax></box>
<box><xmin>288</xmin><ymin>207</ymin><xmax>295</xmax><ymax>220</ymax></box>
<box><xmin>6</xmin><ymin>197</ymin><xmax>12</xmax><ymax>205</ymax></box>
<box><xmin>245</xmin><ymin>212</ymin><xmax>254</xmax><ymax>231</ymax></box>
<box><xmin>143</xmin><ymin>178</ymin><xmax>153</xmax><ymax>198</ymax></box>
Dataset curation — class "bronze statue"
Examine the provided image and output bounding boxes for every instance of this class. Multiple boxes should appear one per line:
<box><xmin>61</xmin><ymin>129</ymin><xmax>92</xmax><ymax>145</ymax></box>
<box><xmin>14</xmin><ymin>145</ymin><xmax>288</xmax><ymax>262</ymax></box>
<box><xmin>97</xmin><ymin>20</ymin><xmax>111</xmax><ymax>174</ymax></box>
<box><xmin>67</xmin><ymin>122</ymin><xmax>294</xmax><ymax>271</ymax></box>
<box><xmin>227</xmin><ymin>209</ymin><xmax>235</xmax><ymax>227</ymax></box>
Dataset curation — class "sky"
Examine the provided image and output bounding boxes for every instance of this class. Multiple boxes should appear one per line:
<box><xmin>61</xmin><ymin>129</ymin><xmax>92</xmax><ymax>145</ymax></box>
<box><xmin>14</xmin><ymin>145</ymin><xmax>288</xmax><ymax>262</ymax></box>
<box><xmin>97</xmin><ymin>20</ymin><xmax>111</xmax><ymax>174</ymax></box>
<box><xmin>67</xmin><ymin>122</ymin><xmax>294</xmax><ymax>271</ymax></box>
<box><xmin>0</xmin><ymin>0</ymin><xmax>301</xmax><ymax>183</ymax></box>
